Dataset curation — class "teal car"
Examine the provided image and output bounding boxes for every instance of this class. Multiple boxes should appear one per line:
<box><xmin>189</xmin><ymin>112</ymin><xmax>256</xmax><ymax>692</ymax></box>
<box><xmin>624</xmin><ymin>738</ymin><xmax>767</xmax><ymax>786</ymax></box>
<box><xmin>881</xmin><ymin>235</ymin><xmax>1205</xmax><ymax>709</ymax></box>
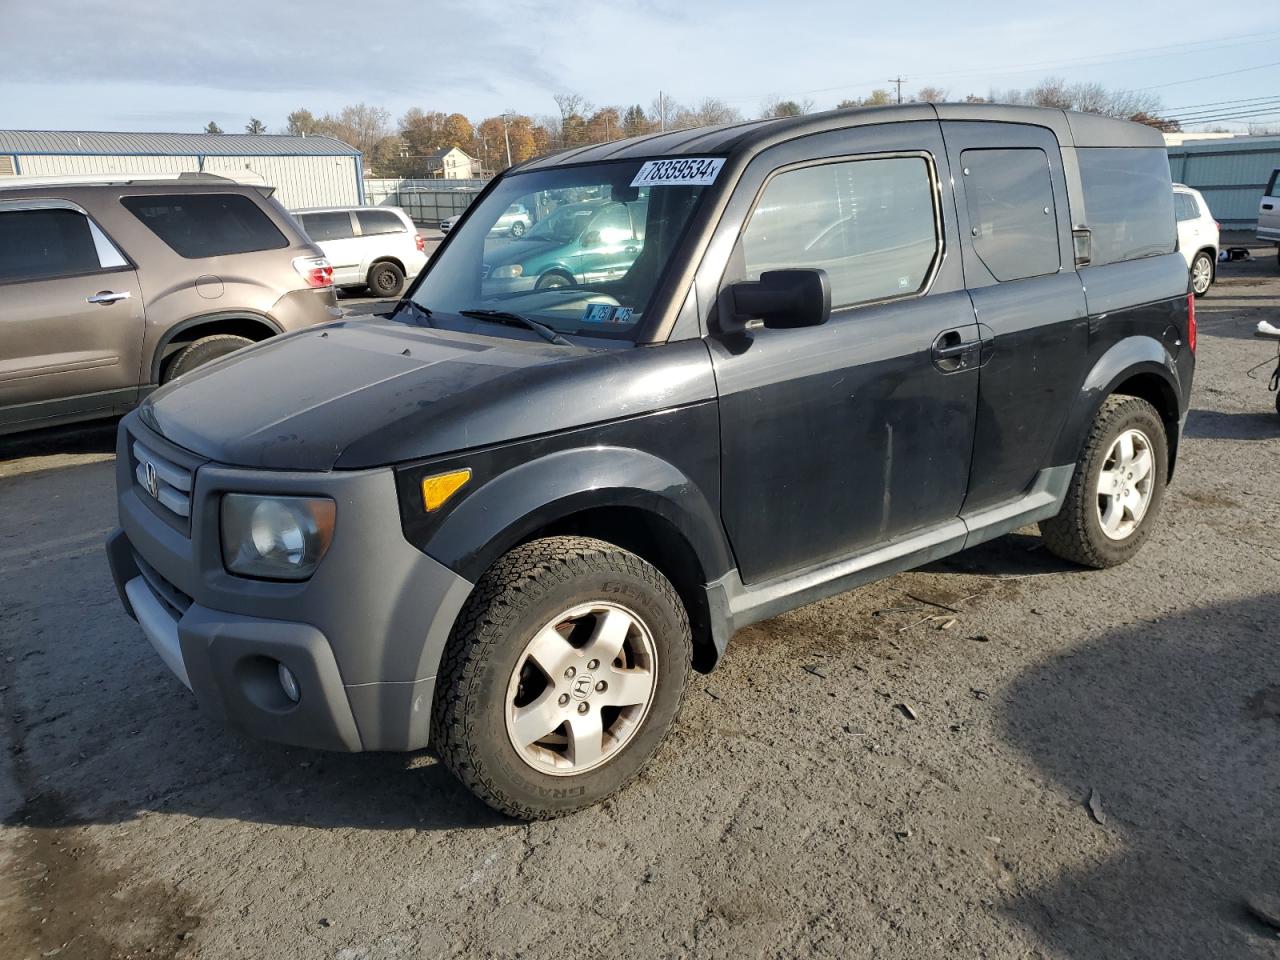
<box><xmin>482</xmin><ymin>198</ymin><xmax>645</xmax><ymax>294</ymax></box>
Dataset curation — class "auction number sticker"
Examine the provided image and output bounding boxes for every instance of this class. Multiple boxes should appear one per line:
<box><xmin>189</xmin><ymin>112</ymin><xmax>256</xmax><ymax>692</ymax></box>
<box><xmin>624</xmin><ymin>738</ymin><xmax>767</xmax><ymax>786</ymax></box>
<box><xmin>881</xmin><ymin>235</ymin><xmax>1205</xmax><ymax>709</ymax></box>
<box><xmin>630</xmin><ymin>157</ymin><xmax>725</xmax><ymax>188</ymax></box>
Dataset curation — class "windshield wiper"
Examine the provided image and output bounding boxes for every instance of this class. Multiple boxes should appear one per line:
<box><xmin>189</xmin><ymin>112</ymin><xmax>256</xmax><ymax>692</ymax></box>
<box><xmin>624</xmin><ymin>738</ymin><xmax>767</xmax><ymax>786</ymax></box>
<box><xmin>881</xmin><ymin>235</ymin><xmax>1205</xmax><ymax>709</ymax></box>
<box><xmin>459</xmin><ymin>309</ymin><xmax>572</xmax><ymax>346</ymax></box>
<box><xmin>395</xmin><ymin>299</ymin><xmax>435</xmax><ymax>327</ymax></box>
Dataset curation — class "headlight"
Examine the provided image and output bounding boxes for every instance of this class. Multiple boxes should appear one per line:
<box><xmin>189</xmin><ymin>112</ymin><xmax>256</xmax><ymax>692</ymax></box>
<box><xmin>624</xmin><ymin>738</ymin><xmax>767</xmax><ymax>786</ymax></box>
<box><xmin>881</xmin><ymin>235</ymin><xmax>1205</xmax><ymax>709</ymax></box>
<box><xmin>220</xmin><ymin>494</ymin><xmax>336</xmax><ymax>581</ymax></box>
<box><xmin>490</xmin><ymin>264</ymin><xmax>523</xmax><ymax>278</ymax></box>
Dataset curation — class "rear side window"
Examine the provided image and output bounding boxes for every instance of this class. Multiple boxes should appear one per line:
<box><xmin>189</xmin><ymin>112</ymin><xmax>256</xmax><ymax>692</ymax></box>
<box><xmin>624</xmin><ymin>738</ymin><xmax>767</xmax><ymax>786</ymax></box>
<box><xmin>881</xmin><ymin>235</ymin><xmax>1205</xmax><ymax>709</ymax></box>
<box><xmin>960</xmin><ymin>148</ymin><xmax>1060</xmax><ymax>281</ymax></box>
<box><xmin>301</xmin><ymin>212</ymin><xmax>356</xmax><ymax>241</ymax></box>
<box><xmin>122</xmin><ymin>193</ymin><xmax>287</xmax><ymax>259</ymax></box>
<box><xmin>1174</xmin><ymin>193</ymin><xmax>1200</xmax><ymax>222</ymax></box>
<box><xmin>1078</xmin><ymin>148</ymin><xmax>1176</xmax><ymax>265</ymax></box>
<box><xmin>0</xmin><ymin>208</ymin><xmax>104</xmax><ymax>282</ymax></box>
<box><xmin>355</xmin><ymin>209</ymin><xmax>406</xmax><ymax>236</ymax></box>
<box><xmin>740</xmin><ymin>156</ymin><xmax>940</xmax><ymax>308</ymax></box>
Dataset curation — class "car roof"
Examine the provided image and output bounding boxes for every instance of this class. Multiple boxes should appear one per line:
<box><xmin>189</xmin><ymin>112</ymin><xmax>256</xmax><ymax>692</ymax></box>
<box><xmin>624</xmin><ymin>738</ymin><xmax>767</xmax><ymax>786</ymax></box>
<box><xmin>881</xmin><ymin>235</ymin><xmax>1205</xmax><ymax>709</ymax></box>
<box><xmin>292</xmin><ymin>204</ymin><xmax>408</xmax><ymax>215</ymax></box>
<box><xmin>513</xmin><ymin>103</ymin><xmax>1165</xmax><ymax>173</ymax></box>
<box><xmin>0</xmin><ymin>179</ymin><xmax>273</xmax><ymax>202</ymax></box>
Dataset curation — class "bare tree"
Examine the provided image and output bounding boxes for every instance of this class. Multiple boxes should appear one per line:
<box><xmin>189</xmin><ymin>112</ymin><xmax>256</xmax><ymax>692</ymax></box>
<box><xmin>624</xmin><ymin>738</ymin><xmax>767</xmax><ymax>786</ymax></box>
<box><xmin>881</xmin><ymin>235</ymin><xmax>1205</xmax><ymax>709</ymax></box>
<box><xmin>914</xmin><ymin>86</ymin><xmax>949</xmax><ymax>103</ymax></box>
<box><xmin>553</xmin><ymin>93</ymin><xmax>586</xmax><ymax>122</ymax></box>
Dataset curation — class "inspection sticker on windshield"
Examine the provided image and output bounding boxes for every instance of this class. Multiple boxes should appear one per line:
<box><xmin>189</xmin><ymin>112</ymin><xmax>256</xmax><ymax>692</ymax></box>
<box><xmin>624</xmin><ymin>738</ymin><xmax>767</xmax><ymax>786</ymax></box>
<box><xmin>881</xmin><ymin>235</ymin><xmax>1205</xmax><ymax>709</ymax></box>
<box><xmin>582</xmin><ymin>304</ymin><xmax>634</xmax><ymax>324</ymax></box>
<box><xmin>631</xmin><ymin>158</ymin><xmax>725</xmax><ymax>188</ymax></box>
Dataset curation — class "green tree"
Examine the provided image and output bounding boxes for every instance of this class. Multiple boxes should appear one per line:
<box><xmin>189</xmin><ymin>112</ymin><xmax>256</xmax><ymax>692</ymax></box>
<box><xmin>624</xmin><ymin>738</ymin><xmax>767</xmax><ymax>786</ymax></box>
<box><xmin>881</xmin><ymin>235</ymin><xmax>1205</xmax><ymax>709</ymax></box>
<box><xmin>621</xmin><ymin>104</ymin><xmax>651</xmax><ymax>137</ymax></box>
<box><xmin>245</xmin><ymin>118</ymin><xmax>267</xmax><ymax>134</ymax></box>
<box><xmin>203</xmin><ymin>121</ymin><xmax>223</xmax><ymax>134</ymax></box>
<box><xmin>286</xmin><ymin>109</ymin><xmax>325</xmax><ymax>136</ymax></box>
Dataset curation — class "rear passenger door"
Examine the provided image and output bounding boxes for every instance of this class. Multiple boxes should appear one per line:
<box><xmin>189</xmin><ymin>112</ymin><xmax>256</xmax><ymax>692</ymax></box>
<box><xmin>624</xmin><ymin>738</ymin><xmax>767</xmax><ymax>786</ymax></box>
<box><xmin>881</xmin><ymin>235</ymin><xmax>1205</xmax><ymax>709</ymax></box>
<box><xmin>709</xmin><ymin>121</ymin><xmax>981</xmax><ymax>584</ymax></box>
<box><xmin>0</xmin><ymin>201</ymin><xmax>145</xmax><ymax>428</ymax></box>
<box><xmin>300</xmin><ymin>211</ymin><xmax>362</xmax><ymax>286</ymax></box>
<box><xmin>940</xmin><ymin>122</ymin><xmax>1089</xmax><ymax>513</ymax></box>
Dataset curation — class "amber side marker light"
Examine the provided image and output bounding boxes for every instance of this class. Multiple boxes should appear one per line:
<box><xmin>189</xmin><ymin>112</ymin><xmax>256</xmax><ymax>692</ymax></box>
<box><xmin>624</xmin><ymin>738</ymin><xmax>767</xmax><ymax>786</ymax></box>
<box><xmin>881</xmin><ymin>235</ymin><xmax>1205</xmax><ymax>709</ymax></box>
<box><xmin>421</xmin><ymin>468</ymin><xmax>472</xmax><ymax>512</ymax></box>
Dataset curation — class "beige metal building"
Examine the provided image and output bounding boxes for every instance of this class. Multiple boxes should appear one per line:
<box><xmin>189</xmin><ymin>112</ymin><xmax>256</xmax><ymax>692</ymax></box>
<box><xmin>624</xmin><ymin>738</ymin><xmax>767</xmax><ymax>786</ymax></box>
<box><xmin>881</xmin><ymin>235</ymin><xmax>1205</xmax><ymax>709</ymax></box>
<box><xmin>0</xmin><ymin>130</ymin><xmax>364</xmax><ymax>208</ymax></box>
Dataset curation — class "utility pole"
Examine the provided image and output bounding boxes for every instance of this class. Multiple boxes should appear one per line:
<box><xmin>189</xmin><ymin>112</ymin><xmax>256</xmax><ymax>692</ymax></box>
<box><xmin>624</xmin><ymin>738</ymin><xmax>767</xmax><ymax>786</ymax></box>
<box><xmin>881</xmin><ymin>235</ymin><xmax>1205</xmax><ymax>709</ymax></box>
<box><xmin>501</xmin><ymin>112</ymin><xmax>512</xmax><ymax>167</ymax></box>
<box><xmin>889</xmin><ymin>77</ymin><xmax>906</xmax><ymax>104</ymax></box>
<box><xmin>659</xmin><ymin>91</ymin><xmax>665</xmax><ymax>132</ymax></box>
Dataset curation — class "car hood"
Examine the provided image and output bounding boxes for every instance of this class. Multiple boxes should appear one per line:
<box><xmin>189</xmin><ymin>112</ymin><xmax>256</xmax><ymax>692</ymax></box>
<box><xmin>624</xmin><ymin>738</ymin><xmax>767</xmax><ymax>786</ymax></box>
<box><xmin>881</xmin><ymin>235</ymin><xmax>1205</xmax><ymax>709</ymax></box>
<box><xmin>140</xmin><ymin>316</ymin><xmax>715</xmax><ymax>471</ymax></box>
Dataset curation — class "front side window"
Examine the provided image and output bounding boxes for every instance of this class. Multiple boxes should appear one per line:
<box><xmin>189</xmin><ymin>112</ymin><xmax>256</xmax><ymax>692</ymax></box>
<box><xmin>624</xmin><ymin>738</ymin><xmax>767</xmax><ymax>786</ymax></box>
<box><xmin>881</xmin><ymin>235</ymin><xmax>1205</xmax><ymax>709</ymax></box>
<box><xmin>1268</xmin><ymin>171</ymin><xmax>1280</xmax><ymax>198</ymax></box>
<box><xmin>1077</xmin><ymin>148</ymin><xmax>1176</xmax><ymax>266</ymax></box>
<box><xmin>0</xmin><ymin>207</ymin><xmax>109</xmax><ymax>283</ymax></box>
<box><xmin>355</xmin><ymin>209</ymin><xmax>406</xmax><ymax>236</ymax></box>
<box><xmin>961</xmin><ymin>148</ymin><xmax>1060</xmax><ymax>282</ymax></box>
<box><xmin>300</xmin><ymin>211</ymin><xmax>356</xmax><ymax>242</ymax></box>
<box><xmin>408</xmin><ymin>160</ymin><xmax>711</xmax><ymax>340</ymax></box>
<box><xmin>738</xmin><ymin>156</ymin><xmax>940</xmax><ymax>309</ymax></box>
<box><xmin>122</xmin><ymin>193</ymin><xmax>288</xmax><ymax>259</ymax></box>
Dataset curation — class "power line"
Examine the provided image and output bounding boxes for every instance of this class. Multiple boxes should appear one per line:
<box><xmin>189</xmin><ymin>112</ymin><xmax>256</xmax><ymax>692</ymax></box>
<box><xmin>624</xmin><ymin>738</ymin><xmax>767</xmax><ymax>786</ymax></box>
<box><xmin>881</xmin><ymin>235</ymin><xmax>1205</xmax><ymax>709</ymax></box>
<box><xmin>1136</xmin><ymin>60</ymin><xmax>1280</xmax><ymax>90</ymax></box>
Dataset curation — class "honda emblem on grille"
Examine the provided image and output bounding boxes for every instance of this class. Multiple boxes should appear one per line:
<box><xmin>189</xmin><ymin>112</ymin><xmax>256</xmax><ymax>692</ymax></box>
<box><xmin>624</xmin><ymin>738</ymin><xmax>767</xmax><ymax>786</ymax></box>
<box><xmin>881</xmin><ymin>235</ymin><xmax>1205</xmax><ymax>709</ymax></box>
<box><xmin>144</xmin><ymin>461</ymin><xmax>160</xmax><ymax>499</ymax></box>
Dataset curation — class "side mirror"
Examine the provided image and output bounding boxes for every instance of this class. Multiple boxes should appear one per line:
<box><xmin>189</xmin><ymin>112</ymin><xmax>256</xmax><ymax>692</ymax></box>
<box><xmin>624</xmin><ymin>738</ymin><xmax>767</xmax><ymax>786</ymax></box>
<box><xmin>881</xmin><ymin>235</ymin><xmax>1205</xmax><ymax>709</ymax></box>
<box><xmin>581</xmin><ymin>230</ymin><xmax>601</xmax><ymax>247</ymax></box>
<box><xmin>729</xmin><ymin>269</ymin><xmax>831</xmax><ymax>329</ymax></box>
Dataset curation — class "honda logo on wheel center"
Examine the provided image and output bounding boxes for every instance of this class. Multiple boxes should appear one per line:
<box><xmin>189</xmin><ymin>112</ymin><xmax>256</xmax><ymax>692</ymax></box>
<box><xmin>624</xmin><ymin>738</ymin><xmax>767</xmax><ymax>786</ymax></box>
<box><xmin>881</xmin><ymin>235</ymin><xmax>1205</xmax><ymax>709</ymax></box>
<box><xmin>571</xmin><ymin>674</ymin><xmax>594</xmax><ymax>701</ymax></box>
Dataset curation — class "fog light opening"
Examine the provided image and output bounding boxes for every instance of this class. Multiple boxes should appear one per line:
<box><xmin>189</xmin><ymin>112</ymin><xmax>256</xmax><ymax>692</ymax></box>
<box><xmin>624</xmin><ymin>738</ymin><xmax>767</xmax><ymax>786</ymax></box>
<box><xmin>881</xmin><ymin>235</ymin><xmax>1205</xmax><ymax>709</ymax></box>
<box><xmin>278</xmin><ymin>662</ymin><xmax>301</xmax><ymax>703</ymax></box>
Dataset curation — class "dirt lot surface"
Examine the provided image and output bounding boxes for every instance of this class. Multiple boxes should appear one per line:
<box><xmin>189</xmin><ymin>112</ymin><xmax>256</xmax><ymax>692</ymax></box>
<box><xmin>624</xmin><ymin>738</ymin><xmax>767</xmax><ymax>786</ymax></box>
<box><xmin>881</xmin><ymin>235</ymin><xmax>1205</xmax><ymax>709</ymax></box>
<box><xmin>1</xmin><ymin>252</ymin><xmax>1278</xmax><ymax>960</ymax></box>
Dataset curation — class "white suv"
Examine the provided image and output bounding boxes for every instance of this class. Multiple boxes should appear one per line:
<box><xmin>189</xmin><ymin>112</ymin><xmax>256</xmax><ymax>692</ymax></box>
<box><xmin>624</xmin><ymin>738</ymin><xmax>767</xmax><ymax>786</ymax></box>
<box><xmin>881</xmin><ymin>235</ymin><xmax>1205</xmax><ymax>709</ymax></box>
<box><xmin>293</xmin><ymin>206</ymin><xmax>427</xmax><ymax>298</ymax></box>
<box><xmin>1174</xmin><ymin>184</ymin><xmax>1219</xmax><ymax>297</ymax></box>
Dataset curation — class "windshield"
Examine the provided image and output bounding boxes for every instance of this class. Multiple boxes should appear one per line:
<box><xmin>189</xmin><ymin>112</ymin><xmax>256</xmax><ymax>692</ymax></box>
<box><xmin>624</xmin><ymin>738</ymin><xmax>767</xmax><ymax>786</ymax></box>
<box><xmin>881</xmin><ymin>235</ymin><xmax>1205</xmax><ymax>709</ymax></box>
<box><xmin>408</xmin><ymin>160</ymin><xmax>712</xmax><ymax>340</ymax></box>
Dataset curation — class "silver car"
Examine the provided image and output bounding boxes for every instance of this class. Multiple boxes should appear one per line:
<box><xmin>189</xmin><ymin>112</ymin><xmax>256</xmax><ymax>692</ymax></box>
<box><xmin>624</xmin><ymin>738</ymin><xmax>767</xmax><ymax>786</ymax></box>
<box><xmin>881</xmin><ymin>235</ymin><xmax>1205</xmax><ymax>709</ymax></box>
<box><xmin>440</xmin><ymin>202</ymin><xmax>531</xmax><ymax>237</ymax></box>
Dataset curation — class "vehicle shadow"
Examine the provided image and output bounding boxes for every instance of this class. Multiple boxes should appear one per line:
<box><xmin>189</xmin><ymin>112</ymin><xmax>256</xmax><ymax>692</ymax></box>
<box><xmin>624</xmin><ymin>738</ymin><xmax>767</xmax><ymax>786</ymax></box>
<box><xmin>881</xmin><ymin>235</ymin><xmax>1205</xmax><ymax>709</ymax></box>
<box><xmin>0</xmin><ymin>419</ymin><xmax>118</xmax><ymax>464</ymax></box>
<box><xmin>920</xmin><ymin>531</ymin><xmax>1080</xmax><ymax>579</ymax></box>
<box><xmin>1182</xmin><ymin>407</ymin><xmax>1278</xmax><ymax>441</ymax></box>
<box><xmin>994</xmin><ymin>594</ymin><xmax>1280</xmax><ymax>958</ymax></box>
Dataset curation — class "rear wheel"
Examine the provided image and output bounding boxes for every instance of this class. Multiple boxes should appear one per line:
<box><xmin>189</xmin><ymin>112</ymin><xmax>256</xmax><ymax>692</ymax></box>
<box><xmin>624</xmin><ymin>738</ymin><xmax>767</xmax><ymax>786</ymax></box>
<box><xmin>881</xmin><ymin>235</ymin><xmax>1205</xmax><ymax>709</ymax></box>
<box><xmin>164</xmin><ymin>334</ymin><xmax>254</xmax><ymax>382</ymax></box>
<box><xmin>431</xmin><ymin>536</ymin><xmax>692</xmax><ymax>819</ymax></box>
<box><xmin>510</xmin><ymin>220</ymin><xmax>527</xmax><ymax>238</ymax></box>
<box><xmin>1040</xmin><ymin>395</ymin><xmax>1168</xmax><ymax>568</ymax></box>
<box><xmin>1190</xmin><ymin>251</ymin><xmax>1214</xmax><ymax>296</ymax></box>
<box><xmin>367</xmin><ymin>261</ymin><xmax>404</xmax><ymax>298</ymax></box>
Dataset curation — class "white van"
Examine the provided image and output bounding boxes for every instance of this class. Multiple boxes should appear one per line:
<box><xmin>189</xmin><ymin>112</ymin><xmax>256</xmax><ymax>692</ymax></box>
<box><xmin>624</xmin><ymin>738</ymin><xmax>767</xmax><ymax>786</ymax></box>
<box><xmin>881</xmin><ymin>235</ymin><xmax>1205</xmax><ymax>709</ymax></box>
<box><xmin>1173</xmin><ymin>184</ymin><xmax>1219</xmax><ymax>296</ymax></box>
<box><xmin>1260</xmin><ymin>168</ymin><xmax>1280</xmax><ymax>265</ymax></box>
<box><xmin>293</xmin><ymin>206</ymin><xmax>427</xmax><ymax>297</ymax></box>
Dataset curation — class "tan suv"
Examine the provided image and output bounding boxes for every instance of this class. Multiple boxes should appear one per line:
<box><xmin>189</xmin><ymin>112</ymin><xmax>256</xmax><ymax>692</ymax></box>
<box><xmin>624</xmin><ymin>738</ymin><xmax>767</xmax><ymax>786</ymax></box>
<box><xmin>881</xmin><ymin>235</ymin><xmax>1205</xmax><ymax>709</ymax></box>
<box><xmin>0</xmin><ymin>175</ymin><xmax>341</xmax><ymax>435</ymax></box>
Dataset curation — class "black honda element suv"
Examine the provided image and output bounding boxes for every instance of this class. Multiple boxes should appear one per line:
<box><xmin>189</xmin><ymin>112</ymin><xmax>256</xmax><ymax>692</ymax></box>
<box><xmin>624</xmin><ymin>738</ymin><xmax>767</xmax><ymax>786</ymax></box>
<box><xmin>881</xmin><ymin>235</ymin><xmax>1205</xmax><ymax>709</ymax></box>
<box><xmin>108</xmin><ymin>104</ymin><xmax>1194</xmax><ymax>818</ymax></box>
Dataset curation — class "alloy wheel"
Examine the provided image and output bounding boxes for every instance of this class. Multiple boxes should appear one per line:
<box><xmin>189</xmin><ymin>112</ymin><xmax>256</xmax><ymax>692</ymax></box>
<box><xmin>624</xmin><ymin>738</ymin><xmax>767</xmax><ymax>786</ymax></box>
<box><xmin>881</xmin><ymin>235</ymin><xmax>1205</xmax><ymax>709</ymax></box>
<box><xmin>504</xmin><ymin>601</ymin><xmax>658</xmax><ymax>776</ymax></box>
<box><xmin>1096</xmin><ymin>428</ymin><xmax>1155</xmax><ymax>540</ymax></box>
<box><xmin>1192</xmin><ymin>256</ymin><xmax>1212</xmax><ymax>295</ymax></box>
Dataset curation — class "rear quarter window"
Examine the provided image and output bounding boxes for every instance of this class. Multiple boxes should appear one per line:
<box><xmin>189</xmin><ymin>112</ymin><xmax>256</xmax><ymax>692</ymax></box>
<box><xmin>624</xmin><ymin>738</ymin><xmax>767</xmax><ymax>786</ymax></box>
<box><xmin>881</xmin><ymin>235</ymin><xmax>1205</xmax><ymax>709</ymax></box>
<box><xmin>355</xmin><ymin>209</ymin><xmax>407</xmax><ymax>235</ymax></box>
<box><xmin>1174</xmin><ymin>193</ymin><xmax>1200</xmax><ymax>222</ymax></box>
<box><xmin>122</xmin><ymin>193</ymin><xmax>288</xmax><ymax>259</ymax></box>
<box><xmin>1078</xmin><ymin>148</ymin><xmax>1176</xmax><ymax>265</ymax></box>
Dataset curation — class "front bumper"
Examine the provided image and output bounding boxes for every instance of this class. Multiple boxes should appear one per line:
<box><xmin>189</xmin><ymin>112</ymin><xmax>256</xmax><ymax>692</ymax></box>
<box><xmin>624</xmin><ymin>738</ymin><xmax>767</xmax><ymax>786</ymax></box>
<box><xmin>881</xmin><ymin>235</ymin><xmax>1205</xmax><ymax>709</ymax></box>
<box><xmin>107</xmin><ymin>413</ymin><xmax>474</xmax><ymax>752</ymax></box>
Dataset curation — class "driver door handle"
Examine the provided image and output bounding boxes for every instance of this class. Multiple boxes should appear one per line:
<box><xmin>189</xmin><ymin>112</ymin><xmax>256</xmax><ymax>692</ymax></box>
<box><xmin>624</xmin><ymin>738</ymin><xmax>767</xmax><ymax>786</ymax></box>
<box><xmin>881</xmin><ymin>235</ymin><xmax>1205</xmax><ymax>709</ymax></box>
<box><xmin>931</xmin><ymin>328</ymin><xmax>981</xmax><ymax>373</ymax></box>
<box><xmin>87</xmin><ymin>290</ymin><xmax>132</xmax><ymax>305</ymax></box>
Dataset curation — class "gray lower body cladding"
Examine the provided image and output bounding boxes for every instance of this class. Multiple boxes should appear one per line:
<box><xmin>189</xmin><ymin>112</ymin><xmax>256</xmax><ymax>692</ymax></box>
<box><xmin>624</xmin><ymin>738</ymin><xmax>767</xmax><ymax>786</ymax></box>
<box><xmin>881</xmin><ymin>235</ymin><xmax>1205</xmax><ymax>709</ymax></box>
<box><xmin>107</xmin><ymin>412</ymin><xmax>473</xmax><ymax>753</ymax></box>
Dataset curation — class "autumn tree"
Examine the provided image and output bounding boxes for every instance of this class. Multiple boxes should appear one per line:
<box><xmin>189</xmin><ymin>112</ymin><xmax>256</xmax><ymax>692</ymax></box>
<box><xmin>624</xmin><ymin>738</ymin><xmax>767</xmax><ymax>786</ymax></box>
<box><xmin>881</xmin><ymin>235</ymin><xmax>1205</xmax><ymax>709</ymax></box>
<box><xmin>586</xmin><ymin>106</ymin><xmax>622</xmax><ymax>142</ymax></box>
<box><xmin>761</xmin><ymin>97</ymin><xmax>813</xmax><ymax>118</ymax></box>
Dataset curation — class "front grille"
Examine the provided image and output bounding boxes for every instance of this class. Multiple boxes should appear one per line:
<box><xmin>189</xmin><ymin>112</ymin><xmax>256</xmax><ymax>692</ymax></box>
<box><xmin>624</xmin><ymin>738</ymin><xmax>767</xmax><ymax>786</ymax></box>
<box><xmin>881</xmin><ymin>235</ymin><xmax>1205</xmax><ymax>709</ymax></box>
<box><xmin>132</xmin><ymin>437</ymin><xmax>193</xmax><ymax>523</ymax></box>
<box><xmin>134</xmin><ymin>551</ymin><xmax>192</xmax><ymax>620</ymax></box>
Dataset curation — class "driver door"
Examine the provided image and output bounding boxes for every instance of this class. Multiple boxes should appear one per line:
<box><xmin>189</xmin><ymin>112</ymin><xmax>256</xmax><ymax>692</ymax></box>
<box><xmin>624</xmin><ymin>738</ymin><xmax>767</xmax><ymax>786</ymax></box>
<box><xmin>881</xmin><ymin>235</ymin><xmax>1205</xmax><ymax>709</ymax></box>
<box><xmin>573</xmin><ymin>204</ymin><xmax>641</xmax><ymax>283</ymax></box>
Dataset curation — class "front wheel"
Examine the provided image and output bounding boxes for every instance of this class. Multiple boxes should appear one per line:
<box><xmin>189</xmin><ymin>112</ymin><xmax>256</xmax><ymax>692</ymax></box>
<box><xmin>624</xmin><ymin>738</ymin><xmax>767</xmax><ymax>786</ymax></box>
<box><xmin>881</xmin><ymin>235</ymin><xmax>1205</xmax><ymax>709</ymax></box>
<box><xmin>1190</xmin><ymin>251</ymin><xmax>1214</xmax><ymax>297</ymax></box>
<box><xmin>510</xmin><ymin>220</ymin><xmax>527</xmax><ymax>238</ymax></box>
<box><xmin>534</xmin><ymin>271</ymin><xmax>573</xmax><ymax>291</ymax></box>
<box><xmin>431</xmin><ymin>537</ymin><xmax>691</xmax><ymax>819</ymax></box>
<box><xmin>1040</xmin><ymin>395</ymin><xmax>1168</xmax><ymax>568</ymax></box>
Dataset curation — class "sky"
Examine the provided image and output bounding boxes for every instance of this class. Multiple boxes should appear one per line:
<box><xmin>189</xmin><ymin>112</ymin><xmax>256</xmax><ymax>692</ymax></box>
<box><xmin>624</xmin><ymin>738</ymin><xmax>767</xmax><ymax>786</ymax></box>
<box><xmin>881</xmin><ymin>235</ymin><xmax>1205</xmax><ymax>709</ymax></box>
<box><xmin>2</xmin><ymin>0</ymin><xmax>1278</xmax><ymax>134</ymax></box>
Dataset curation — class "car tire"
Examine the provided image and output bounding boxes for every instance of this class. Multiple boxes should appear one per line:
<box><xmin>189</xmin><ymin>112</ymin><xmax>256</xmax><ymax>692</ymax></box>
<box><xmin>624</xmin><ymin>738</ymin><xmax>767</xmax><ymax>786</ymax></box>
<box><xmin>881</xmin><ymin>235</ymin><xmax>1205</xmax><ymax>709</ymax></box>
<box><xmin>535</xmin><ymin>271</ymin><xmax>573</xmax><ymax>291</ymax></box>
<box><xmin>431</xmin><ymin>536</ymin><xmax>692</xmax><ymax>820</ymax></box>
<box><xmin>164</xmin><ymin>334</ymin><xmax>255</xmax><ymax>382</ymax></box>
<box><xmin>367</xmin><ymin>261</ymin><xmax>405</xmax><ymax>298</ymax></box>
<box><xmin>1040</xmin><ymin>395</ymin><xmax>1168</xmax><ymax>569</ymax></box>
<box><xmin>1190</xmin><ymin>251</ymin><xmax>1214</xmax><ymax>297</ymax></box>
<box><xmin>510</xmin><ymin>220</ymin><xmax>527</xmax><ymax>238</ymax></box>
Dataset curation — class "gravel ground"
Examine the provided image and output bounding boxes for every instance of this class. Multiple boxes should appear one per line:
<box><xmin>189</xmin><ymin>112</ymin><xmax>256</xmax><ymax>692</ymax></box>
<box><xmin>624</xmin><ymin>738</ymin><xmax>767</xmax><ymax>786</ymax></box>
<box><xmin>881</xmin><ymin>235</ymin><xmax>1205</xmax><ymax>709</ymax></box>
<box><xmin>1</xmin><ymin>252</ymin><xmax>1278</xmax><ymax>960</ymax></box>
